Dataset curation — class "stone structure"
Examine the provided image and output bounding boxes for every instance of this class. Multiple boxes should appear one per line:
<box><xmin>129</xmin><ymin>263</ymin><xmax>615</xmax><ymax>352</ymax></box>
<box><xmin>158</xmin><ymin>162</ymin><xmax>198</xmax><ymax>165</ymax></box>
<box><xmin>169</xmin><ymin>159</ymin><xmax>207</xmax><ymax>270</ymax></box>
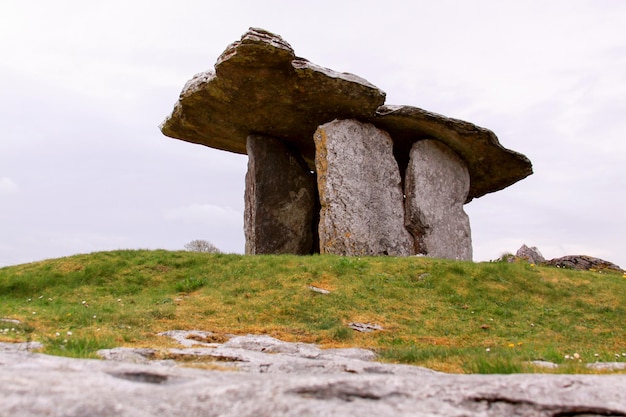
<box><xmin>161</xmin><ymin>28</ymin><xmax>533</xmax><ymax>259</ymax></box>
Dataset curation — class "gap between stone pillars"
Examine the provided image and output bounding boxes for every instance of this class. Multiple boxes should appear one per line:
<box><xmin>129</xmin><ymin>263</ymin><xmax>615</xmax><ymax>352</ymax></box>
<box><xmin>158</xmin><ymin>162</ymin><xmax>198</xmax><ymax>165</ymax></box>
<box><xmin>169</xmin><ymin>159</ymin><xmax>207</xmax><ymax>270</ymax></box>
<box><xmin>244</xmin><ymin>134</ymin><xmax>318</xmax><ymax>255</ymax></box>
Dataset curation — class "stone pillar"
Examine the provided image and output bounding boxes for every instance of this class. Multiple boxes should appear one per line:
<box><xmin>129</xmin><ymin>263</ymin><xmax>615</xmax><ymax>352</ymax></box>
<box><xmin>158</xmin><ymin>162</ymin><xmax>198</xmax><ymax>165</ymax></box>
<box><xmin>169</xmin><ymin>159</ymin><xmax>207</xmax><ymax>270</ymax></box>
<box><xmin>404</xmin><ymin>139</ymin><xmax>472</xmax><ymax>260</ymax></box>
<box><xmin>244</xmin><ymin>135</ymin><xmax>317</xmax><ymax>255</ymax></box>
<box><xmin>314</xmin><ymin>119</ymin><xmax>414</xmax><ymax>256</ymax></box>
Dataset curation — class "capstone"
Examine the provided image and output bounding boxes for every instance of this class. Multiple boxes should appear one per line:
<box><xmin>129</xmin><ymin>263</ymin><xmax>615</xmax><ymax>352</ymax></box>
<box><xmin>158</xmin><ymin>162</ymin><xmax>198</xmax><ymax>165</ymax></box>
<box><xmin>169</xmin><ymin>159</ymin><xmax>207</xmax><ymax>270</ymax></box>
<box><xmin>160</xmin><ymin>28</ymin><xmax>385</xmax><ymax>169</ymax></box>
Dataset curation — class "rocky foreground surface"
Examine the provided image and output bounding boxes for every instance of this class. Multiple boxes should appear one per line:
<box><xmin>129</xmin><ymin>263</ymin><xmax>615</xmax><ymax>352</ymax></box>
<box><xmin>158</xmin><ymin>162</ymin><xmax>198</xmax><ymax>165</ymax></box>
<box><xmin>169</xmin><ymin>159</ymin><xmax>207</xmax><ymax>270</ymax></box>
<box><xmin>2</xmin><ymin>334</ymin><xmax>626</xmax><ymax>417</ymax></box>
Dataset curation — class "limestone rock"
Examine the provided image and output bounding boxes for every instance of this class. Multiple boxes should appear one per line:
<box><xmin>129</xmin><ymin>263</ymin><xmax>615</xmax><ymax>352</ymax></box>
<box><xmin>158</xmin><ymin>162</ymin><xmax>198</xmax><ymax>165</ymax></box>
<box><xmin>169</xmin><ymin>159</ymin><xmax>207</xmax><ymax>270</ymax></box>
<box><xmin>0</xmin><ymin>341</ymin><xmax>43</xmax><ymax>352</ymax></box>
<box><xmin>160</xmin><ymin>28</ymin><xmax>386</xmax><ymax>169</ymax></box>
<box><xmin>97</xmin><ymin>347</ymin><xmax>159</xmax><ymax>364</ymax></box>
<box><xmin>3</xmin><ymin>348</ymin><xmax>626</xmax><ymax>417</ymax></box>
<box><xmin>244</xmin><ymin>135</ymin><xmax>317</xmax><ymax>254</ymax></box>
<box><xmin>587</xmin><ymin>362</ymin><xmax>626</xmax><ymax>371</ymax></box>
<box><xmin>157</xmin><ymin>330</ymin><xmax>229</xmax><ymax>347</ymax></box>
<box><xmin>545</xmin><ymin>255</ymin><xmax>623</xmax><ymax>272</ymax></box>
<box><xmin>368</xmin><ymin>105</ymin><xmax>533</xmax><ymax>201</ymax></box>
<box><xmin>116</xmin><ymin>333</ymin><xmax>427</xmax><ymax>376</ymax></box>
<box><xmin>308</xmin><ymin>285</ymin><xmax>331</xmax><ymax>294</ymax></box>
<box><xmin>314</xmin><ymin>119</ymin><xmax>414</xmax><ymax>256</ymax></box>
<box><xmin>348</xmin><ymin>322</ymin><xmax>384</xmax><ymax>333</ymax></box>
<box><xmin>404</xmin><ymin>139</ymin><xmax>472</xmax><ymax>260</ymax></box>
<box><xmin>516</xmin><ymin>244</ymin><xmax>545</xmax><ymax>265</ymax></box>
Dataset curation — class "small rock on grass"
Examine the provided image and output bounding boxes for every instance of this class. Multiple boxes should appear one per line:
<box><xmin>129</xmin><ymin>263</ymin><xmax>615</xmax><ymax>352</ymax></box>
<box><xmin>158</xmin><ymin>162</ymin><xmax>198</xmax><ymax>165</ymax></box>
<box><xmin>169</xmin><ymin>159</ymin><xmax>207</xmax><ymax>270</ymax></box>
<box><xmin>308</xmin><ymin>286</ymin><xmax>331</xmax><ymax>294</ymax></box>
<box><xmin>348</xmin><ymin>322</ymin><xmax>383</xmax><ymax>332</ymax></box>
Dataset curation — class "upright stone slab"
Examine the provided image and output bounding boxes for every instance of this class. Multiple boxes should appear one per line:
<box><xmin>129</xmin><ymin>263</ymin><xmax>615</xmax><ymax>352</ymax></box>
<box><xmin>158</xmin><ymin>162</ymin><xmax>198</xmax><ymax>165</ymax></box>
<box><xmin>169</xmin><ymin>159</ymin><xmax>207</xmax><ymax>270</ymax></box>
<box><xmin>405</xmin><ymin>139</ymin><xmax>472</xmax><ymax>260</ymax></box>
<box><xmin>315</xmin><ymin>120</ymin><xmax>414</xmax><ymax>256</ymax></box>
<box><xmin>244</xmin><ymin>135</ymin><xmax>317</xmax><ymax>254</ymax></box>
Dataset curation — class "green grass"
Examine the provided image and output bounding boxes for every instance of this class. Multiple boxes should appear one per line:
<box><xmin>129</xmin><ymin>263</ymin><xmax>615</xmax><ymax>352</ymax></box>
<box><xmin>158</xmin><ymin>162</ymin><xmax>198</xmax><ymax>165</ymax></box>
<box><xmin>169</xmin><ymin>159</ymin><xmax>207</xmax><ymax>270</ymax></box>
<box><xmin>1</xmin><ymin>250</ymin><xmax>625</xmax><ymax>373</ymax></box>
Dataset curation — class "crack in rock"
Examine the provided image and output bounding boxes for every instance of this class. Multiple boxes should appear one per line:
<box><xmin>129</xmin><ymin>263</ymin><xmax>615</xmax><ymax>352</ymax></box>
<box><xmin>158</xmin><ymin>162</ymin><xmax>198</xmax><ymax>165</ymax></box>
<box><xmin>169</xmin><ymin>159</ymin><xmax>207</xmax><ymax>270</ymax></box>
<box><xmin>467</xmin><ymin>395</ymin><xmax>626</xmax><ymax>417</ymax></box>
<box><xmin>108</xmin><ymin>371</ymin><xmax>170</xmax><ymax>385</ymax></box>
<box><xmin>288</xmin><ymin>381</ymin><xmax>405</xmax><ymax>402</ymax></box>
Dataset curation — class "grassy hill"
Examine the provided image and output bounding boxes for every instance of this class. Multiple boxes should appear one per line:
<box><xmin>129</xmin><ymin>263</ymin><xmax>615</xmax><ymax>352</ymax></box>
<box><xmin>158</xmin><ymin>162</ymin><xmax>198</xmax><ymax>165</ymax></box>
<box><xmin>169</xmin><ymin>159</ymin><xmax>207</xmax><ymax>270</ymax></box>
<box><xmin>1</xmin><ymin>250</ymin><xmax>625</xmax><ymax>373</ymax></box>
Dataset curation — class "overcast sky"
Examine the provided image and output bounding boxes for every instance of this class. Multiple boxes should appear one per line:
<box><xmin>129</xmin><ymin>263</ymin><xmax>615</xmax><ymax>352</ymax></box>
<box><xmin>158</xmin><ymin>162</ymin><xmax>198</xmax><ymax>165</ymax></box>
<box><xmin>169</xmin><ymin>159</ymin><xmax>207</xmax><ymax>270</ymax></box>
<box><xmin>1</xmin><ymin>0</ymin><xmax>625</xmax><ymax>268</ymax></box>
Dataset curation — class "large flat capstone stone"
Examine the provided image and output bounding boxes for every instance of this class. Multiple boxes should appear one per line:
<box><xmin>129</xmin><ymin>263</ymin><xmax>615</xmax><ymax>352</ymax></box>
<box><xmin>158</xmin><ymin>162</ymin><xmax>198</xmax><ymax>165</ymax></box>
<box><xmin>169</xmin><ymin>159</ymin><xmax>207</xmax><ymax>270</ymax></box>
<box><xmin>160</xmin><ymin>27</ymin><xmax>385</xmax><ymax>169</ymax></box>
<box><xmin>315</xmin><ymin>119</ymin><xmax>414</xmax><ymax>256</ymax></box>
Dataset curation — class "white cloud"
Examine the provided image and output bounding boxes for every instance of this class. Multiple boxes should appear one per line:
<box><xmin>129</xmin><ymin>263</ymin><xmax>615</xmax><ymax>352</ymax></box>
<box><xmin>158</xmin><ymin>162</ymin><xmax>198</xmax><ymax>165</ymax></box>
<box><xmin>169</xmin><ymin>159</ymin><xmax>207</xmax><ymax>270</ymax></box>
<box><xmin>0</xmin><ymin>177</ymin><xmax>18</xmax><ymax>195</ymax></box>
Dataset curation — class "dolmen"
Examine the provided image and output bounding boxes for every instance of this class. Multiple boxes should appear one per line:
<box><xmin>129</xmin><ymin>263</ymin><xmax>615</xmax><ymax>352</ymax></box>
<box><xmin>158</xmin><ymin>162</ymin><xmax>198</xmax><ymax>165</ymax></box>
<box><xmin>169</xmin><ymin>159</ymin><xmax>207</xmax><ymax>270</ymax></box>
<box><xmin>160</xmin><ymin>28</ymin><xmax>533</xmax><ymax>260</ymax></box>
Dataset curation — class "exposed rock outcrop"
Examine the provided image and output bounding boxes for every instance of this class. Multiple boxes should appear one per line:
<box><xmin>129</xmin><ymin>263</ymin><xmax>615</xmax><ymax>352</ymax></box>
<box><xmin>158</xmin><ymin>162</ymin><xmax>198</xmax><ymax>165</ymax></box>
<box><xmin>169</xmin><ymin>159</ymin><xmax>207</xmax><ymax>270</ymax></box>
<box><xmin>510</xmin><ymin>245</ymin><xmax>623</xmax><ymax>272</ymax></box>
<box><xmin>151</xmin><ymin>333</ymin><xmax>397</xmax><ymax>375</ymax></box>
<box><xmin>2</xmin><ymin>337</ymin><xmax>626</xmax><ymax>417</ymax></box>
<box><xmin>545</xmin><ymin>255</ymin><xmax>623</xmax><ymax>272</ymax></box>
<box><xmin>404</xmin><ymin>139</ymin><xmax>472</xmax><ymax>260</ymax></box>
<box><xmin>515</xmin><ymin>244</ymin><xmax>546</xmax><ymax>265</ymax></box>
<box><xmin>315</xmin><ymin>120</ymin><xmax>414</xmax><ymax>256</ymax></box>
<box><xmin>160</xmin><ymin>28</ymin><xmax>534</xmax><ymax>259</ymax></box>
